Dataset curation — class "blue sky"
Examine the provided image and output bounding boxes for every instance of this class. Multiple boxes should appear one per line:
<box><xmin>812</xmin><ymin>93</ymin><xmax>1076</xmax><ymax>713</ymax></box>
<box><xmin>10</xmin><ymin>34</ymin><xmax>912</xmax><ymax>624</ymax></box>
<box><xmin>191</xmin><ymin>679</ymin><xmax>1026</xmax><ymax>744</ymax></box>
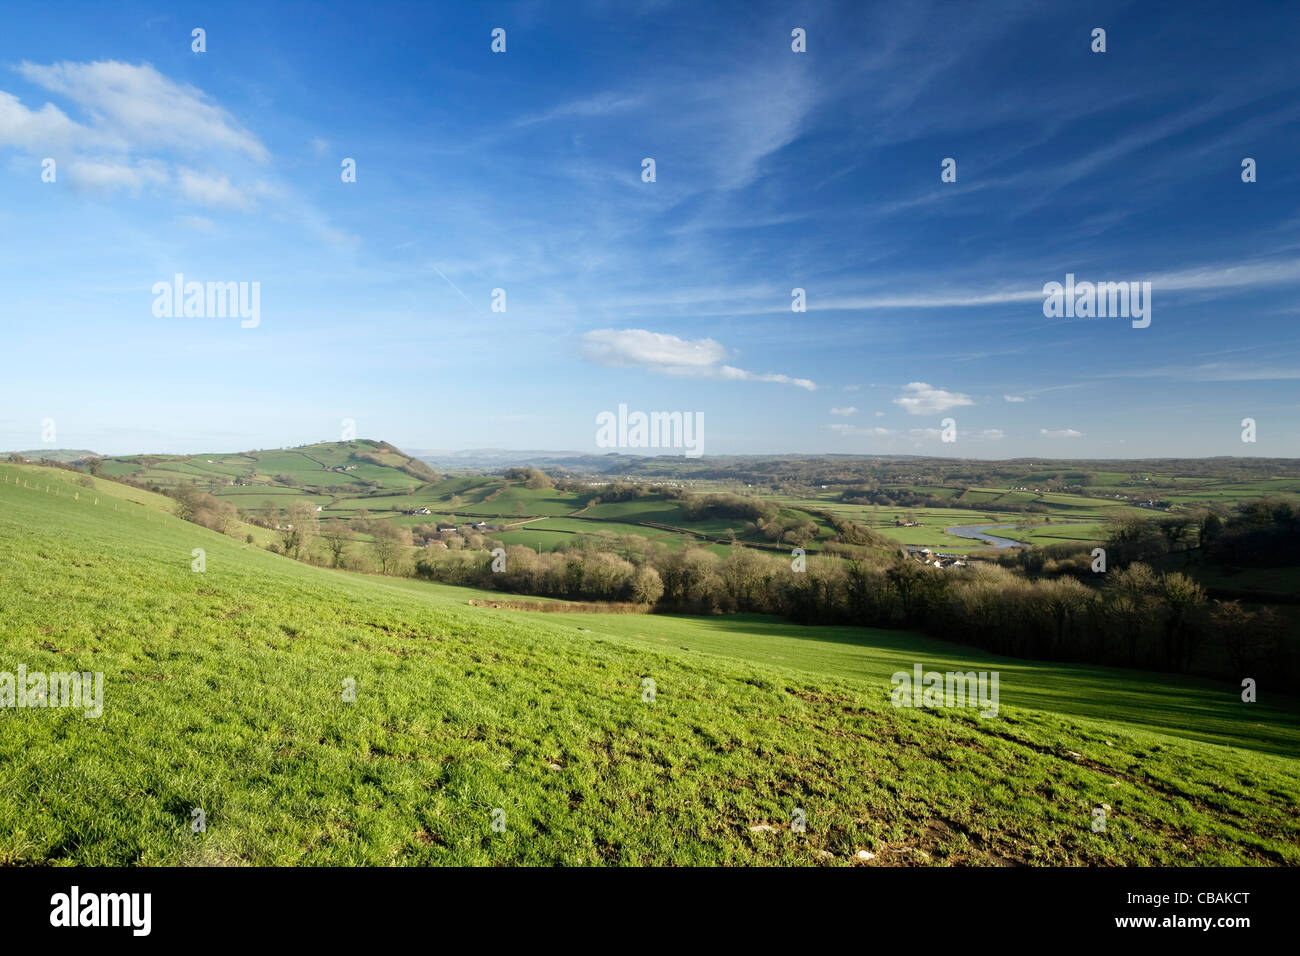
<box><xmin>1</xmin><ymin>0</ymin><xmax>1297</xmax><ymax>459</ymax></box>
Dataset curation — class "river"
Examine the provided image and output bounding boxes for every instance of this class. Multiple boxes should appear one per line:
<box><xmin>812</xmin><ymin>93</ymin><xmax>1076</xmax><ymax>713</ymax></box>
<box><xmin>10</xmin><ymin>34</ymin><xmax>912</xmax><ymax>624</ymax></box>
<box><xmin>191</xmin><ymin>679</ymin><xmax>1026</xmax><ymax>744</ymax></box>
<box><xmin>944</xmin><ymin>524</ymin><xmax>1026</xmax><ymax>548</ymax></box>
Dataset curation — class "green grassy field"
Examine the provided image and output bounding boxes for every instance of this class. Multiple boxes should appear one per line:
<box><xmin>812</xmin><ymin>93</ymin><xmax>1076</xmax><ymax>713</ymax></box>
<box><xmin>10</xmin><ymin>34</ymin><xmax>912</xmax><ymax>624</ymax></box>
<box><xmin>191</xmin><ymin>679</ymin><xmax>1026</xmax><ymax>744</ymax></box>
<box><xmin>2</xmin><ymin>461</ymin><xmax>1297</xmax><ymax>866</ymax></box>
<box><xmin>981</xmin><ymin>522</ymin><xmax>1108</xmax><ymax>547</ymax></box>
<box><xmin>487</xmin><ymin>528</ymin><xmax>583</xmax><ymax>552</ymax></box>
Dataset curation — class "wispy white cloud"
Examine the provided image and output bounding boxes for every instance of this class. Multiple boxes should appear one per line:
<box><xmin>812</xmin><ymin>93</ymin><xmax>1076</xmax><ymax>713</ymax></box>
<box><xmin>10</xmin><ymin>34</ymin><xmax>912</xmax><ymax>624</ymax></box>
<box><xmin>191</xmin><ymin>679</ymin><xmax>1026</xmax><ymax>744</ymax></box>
<box><xmin>701</xmin><ymin>62</ymin><xmax>818</xmax><ymax>191</ymax></box>
<box><xmin>515</xmin><ymin>91</ymin><xmax>645</xmax><ymax>128</ymax></box>
<box><xmin>830</xmin><ymin>406</ymin><xmax>858</xmax><ymax>416</ymax></box>
<box><xmin>175</xmin><ymin>214</ymin><xmax>215</xmax><ymax>233</ymax></box>
<box><xmin>1040</xmin><ymin>428</ymin><xmax>1083</xmax><ymax>438</ymax></box>
<box><xmin>0</xmin><ymin>60</ymin><xmax>349</xmax><ymax>234</ymax></box>
<box><xmin>1146</xmin><ymin>258</ymin><xmax>1300</xmax><ymax>293</ymax></box>
<box><xmin>817</xmin><ymin>288</ymin><xmax>1043</xmax><ymax>311</ymax></box>
<box><xmin>1089</xmin><ymin>359</ymin><xmax>1300</xmax><ymax>383</ymax></box>
<box><xmin>175</xmin><ymin>168</ymin><xmax>257</xmax><ymax>210</ymax></box>
<box><xmin>63</xmin><ymin>157</ymin><xmax>167</xmax><ymax>193</ymax></box>
<box><xmin>0</xmin><ymin>89</ymin><xmax>81</xmax><ymax>149</ymax></box>
<box><xmin>813</xmin><ymin>257</ymin><xmax>1300</xmax><ymax>314</ymax></box>
<box><xmin>581</xmin><ymin>328</ymin><xmax>725</xmax><ymax>370</ymax></box>
<box><xmin>893</xmin><ymin>382</ymin><xmax>973</xmax><ymax>415</ymax></box>
<box><xmin>716</xmin><ymin>366</ymin><xmax>817</xmax><ymax>389</ymax></box>
<box><xmin>15</xmin><ymin>60</ymin><xmax>267</xmax><ymax>159</ymax></box>
<box><xmin>580</xmin><ymin>328</ymin><xmax>816</xmax><ymax>390</ymax></box>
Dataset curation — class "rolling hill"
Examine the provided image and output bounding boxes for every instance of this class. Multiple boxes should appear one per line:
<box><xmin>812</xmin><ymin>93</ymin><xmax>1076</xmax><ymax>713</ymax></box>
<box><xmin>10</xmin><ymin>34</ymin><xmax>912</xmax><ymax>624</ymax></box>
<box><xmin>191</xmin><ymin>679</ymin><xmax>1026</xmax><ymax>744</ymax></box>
<box><xmin>97</xmin><ymin>439</ymin><xmax>436</xmax><ymax>494</ymax></box>
<box><xmin>1</xmin><ymin>459</ymin><xmax>1297</xmax><ymax>865</ymax></box>
<box><xmin>82</xmin><ymin>441</ymin><xmax>850</xmax><ymax>556</ymax></box>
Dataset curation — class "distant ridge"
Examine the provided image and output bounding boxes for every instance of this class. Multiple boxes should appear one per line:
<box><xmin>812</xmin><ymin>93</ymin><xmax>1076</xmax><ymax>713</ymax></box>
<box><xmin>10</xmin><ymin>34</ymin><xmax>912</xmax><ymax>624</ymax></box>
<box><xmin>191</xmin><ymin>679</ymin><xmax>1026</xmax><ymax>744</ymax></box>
<box><xmin>3</xmin><ymin>449</ymin><xmax>100</xmax><ymax>463</ymax></box>
<box><xmin>409</xmin><ymin>448</ymin><xmax>588</xmax><ymax>462</ymax></box>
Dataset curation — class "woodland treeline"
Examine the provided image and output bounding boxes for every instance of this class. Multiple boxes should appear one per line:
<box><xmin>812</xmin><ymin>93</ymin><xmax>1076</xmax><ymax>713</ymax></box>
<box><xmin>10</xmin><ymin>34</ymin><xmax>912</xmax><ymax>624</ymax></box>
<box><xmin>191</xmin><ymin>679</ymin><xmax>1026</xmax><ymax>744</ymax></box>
<box><xmin>140</xmin><ymin>471</ymin><xmax>1300</xmax><ymax>690</ymax></box>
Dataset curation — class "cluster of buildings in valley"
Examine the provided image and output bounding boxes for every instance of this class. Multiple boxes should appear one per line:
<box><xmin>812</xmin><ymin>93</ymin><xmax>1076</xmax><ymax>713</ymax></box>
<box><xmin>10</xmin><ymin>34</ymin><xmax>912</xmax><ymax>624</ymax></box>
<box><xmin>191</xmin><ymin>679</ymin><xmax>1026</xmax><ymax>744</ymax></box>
<box><xmin>906</xmin><ymin>546</ymin><xmax>969</xmax><ymax>569</ymax></box>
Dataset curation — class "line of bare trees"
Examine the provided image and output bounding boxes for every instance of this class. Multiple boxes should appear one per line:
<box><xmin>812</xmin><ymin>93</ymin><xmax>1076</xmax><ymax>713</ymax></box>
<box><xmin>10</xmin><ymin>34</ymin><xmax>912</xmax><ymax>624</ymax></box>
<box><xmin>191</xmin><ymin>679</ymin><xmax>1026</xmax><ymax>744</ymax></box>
<box><xmin>158</xmin><ymin>474</ymin><xmax>1295</xmax><ymax>688</ymax></box>
<box><xmin>413</xmin><ymin>537</ymin><xmax>1287</xmax><ymax>685</ymax></box>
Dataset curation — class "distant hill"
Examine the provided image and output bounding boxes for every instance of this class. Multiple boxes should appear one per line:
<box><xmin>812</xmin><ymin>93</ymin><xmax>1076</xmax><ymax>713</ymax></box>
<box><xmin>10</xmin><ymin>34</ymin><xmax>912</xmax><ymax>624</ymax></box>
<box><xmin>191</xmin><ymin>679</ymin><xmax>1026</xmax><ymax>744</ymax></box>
<box><xmin>84</xmin><ymin>441</ymin><xmax>859</xmax><ymax>556</ymax></box>
<box><xmin>411</xmin><ymin>449</ymin><xmax>778</xmax><ymax>475</ymax></box>
<box><xmin>410</xmin><ymin>448</ymin><xmax>589</xmax><ymax>463</ymax></box>
<box><xmin>411</xmin><ymin>449</ymin><xmax>621</xmax><ymax>471</ymax></box>
<box><xmin>411</xmin><ymin>452</ymin><xmax>1300</xmax><ymax>484</ymax></box>
<box><xmin>97</xmin><ymin>439</ymin><xmax>439</xmax><ymax>495</ymax></box>
<box><xmin>3</xmin><ymin>449</ymin><xmax>101</xmax><ymax>463</ymax></box>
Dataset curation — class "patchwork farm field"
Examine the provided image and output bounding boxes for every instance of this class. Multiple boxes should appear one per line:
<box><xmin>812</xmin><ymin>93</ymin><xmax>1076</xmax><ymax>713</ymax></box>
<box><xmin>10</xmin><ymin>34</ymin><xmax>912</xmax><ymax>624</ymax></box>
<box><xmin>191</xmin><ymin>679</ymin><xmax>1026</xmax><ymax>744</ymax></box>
<box><xmin>485</xmin><ymin>527</ymin><xmax>582</xmax><ymax>553</ymax></box>
<box><xmin>80</xmin><ymin>443</ymin><xmax>1300</xmax><ymax>563</ymax></box>
<box><xmin>978</xmin><ymin>523</ymin><xmax>1108</xmax><ymax>547</ymax></box>
<box><xmin>2</xmin><ymin>462</ymin><xmax>1298</xmax><ymax>866</ymax></box>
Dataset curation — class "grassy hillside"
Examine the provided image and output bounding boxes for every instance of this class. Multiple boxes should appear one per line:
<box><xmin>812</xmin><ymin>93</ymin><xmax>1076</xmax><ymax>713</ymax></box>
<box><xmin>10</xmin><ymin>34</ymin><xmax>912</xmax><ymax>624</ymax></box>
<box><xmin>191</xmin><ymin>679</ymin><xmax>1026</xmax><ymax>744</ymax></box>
<box><xmin>2</xmin><ymin>461</ymin><xmax>1297</xmax><ymax>865</ymax></box>
<box><xmin>100</xmin><ymin>440</ymin><xmax>431</xmax><ymax>497</ymax></box>
<box><xmin>6</xmin><ymin>449</ymin><xmax>99</xmax><ymax>464</ymax></box>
